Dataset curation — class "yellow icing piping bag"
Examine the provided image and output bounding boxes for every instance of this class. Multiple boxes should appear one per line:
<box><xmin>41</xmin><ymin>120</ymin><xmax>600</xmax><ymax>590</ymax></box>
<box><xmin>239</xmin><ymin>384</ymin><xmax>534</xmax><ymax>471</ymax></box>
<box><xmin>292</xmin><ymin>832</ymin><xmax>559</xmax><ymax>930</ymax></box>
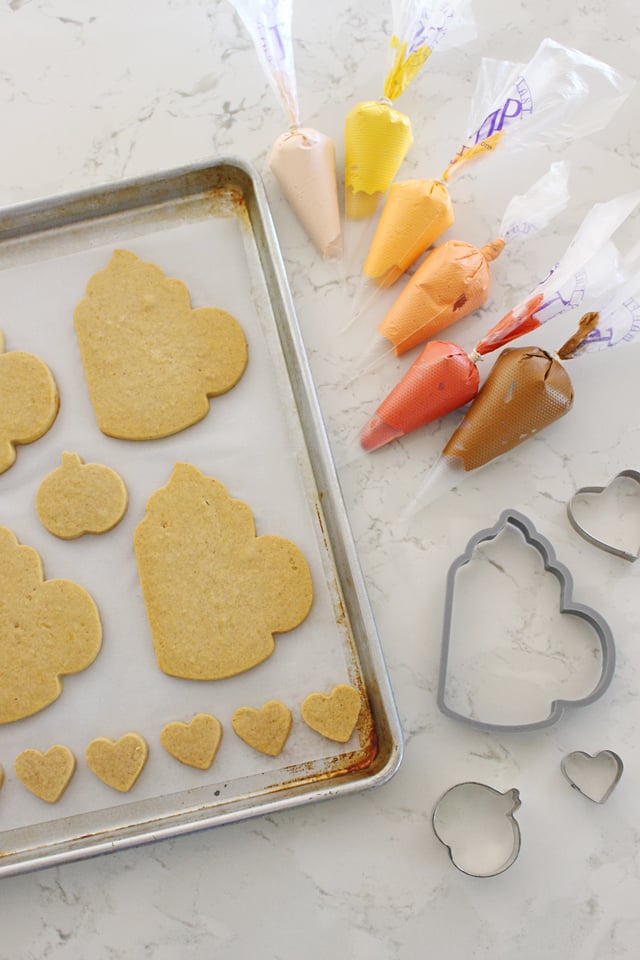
<box><xmin>228</xmin><ymin>0</ymin><xmax>342</xmax><ymax>259</ymax></box>
<box><xmin>344</xmin><ymin>0</ymin><xmax>476</xmax><ymax>221</ymax></box>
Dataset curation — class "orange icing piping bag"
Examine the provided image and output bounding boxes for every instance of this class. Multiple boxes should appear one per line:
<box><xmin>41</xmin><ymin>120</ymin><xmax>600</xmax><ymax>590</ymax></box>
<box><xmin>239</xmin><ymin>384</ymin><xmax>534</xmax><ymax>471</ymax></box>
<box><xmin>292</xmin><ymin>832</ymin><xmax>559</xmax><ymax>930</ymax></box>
<box><xmin>377</xmin><ymin>162</ymin><xmax>569</xmax><ymax>356</ymax></box>
<box><xmin>228</xmin><ymin>0</ymin><xmax>342</xmax><ymax>258</ymax></box>
<box><xmin>358</xmin><ymin>190</ymin><xmax>640</xmax><ymax>452</ymax></box>
<box><xmin>351</xmin><ymin>40</ymin><xmax>632</xmax><ymax>316</ymax></box>
<box><xmin>344</xmin><ymin>0</ymin><xmax>476</xmax><ymax>220</ymax></box>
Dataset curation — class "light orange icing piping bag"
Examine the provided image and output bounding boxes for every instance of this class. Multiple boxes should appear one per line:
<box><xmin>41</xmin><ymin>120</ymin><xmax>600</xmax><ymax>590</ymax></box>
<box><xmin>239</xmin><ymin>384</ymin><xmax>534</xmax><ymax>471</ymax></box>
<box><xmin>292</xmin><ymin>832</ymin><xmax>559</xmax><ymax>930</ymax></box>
<box><xmin>379</xmin><ymin>238</ymin><xmax>505</xmax><ymax>355</ymax></box>
<box><xmin>376</xmin><ymin>161</ymin><xmax>570</xmax><ymax>353</ymax></box>
<box><xmin>228</xmin><ymin>0</ymin><xmax>342</xmax><ymax>258</ymax></box>
<box><xmin>362</xmin><ymin>179</ymin><xmax>455</xmax><ymax>286</ymax></box>
<box><xmin>344</xmin><ymin>0</ymin><xmax>476</xmax><ymax>220</ymax></box>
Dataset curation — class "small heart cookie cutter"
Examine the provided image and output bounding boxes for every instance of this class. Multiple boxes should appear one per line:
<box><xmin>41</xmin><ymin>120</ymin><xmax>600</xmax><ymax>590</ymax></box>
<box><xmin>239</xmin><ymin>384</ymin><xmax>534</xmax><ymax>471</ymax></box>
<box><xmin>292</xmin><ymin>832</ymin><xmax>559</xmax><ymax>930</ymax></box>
<box><xmin>567</xmin><ymin>469</ymin><xmax>640</xmax><ymax>562</ymax></box>
<box><xmin>437</xmin><ymin>509</ymin><xmax>616</xmax><ymax>731</ymax></box>
<box><xmin>561</xmin><ymin>750</ymin><xmax>623</xmax><ymax>804</ymax></box>
<box><xmin>432</xmin><ymin>781</ymin><xmax>522</xmax><ymax>878</ymax></box>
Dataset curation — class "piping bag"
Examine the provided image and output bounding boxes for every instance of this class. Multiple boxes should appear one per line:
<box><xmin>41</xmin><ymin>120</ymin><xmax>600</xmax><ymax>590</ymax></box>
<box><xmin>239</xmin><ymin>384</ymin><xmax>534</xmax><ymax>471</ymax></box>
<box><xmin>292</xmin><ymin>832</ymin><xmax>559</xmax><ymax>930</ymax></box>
<box><xmin>360</xmin><ymin>189</ymin><xmax>640</xmax><ymax>453</ymax></box>
<box><xmin>435</xmin><ymin>261</ymin><xmax>640</xmax><ymax>481</ymax></box>
<box><xmin>344</xmin><ymin>0</ymin><xmax>475</xmax><ymax>223</ymax></box>
<box><xmin>348</xmin><ymin>37</ymin><xmax>634</xmax><ymax>321</ymax></box>
<box><xmin>398</xmin><ymin>243</ymin><xmax>640</xmax><ymax>520</ymax></box>
<box><xmin>228</xmin><ymin>0</ymin><xmax>342</xmax><ymax>258</ymax></box>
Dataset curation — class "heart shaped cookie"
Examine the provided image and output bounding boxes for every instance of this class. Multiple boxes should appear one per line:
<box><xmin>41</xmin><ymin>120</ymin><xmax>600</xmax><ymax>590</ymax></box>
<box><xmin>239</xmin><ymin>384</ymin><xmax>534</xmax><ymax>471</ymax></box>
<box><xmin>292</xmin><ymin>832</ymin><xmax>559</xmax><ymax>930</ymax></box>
<box><xmin>85</xmin><ymin>733</ymin><xmax>148</xmax><ymax>792</ymax></box>
<box><xmin>14</xmin><ymin>745</ymin><xmax>76</xmax><ymax>803</ymax></box>
<box><xmin>561</xmin><ymin>750</ymin><xmax>623</xmax><ymax>804</ymax></box>
<box><xmin>231</xmin><ymin>701</ymin><xmax>292</xmax><ymax>757</ymax></box>
<box><xmin>160</xmin><ymin>713</ymin><xmax>223</xmax><ymax>770</ymax></box>
<box><xmin>567</xmin><ymin>470</ymin><xmax>640</xmax><ymax>562</ymax></box>
<box><xmin>301</xmin><ymin>685</ymin><xmax>362</xmax><ymax>743</ymax></box>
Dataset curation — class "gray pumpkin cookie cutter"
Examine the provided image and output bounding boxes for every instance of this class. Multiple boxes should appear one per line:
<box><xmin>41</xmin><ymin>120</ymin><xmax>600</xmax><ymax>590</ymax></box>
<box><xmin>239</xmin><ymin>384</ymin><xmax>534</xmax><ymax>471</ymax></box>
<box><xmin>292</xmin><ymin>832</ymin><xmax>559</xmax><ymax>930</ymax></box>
<box><xmin>432</xmin><ymin>781</ymin><xmax>522</xmax><ymax>877</ymax></box>
<box><xmin>567</xmin><ymin>469</ymin><xmax>640</xmax><ymax>562</ymax></box>
<box><xmin>437</xmin><ymin>509</ymin><xmax>616</xmax><ymax>732</ymax></box>
<box><xmin>561</xmin><ymin>749</ymin><xmax>623</xmax><ymax>804</ymax></box>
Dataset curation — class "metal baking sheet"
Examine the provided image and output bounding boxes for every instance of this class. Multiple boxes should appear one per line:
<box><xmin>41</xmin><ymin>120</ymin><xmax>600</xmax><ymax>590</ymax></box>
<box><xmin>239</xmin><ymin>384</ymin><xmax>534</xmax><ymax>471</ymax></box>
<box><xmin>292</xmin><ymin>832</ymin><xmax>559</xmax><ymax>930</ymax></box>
<box><xmin>0</xmin><ymin>158</ymin><xmax>403</xmax><ymax>877</ymax></box>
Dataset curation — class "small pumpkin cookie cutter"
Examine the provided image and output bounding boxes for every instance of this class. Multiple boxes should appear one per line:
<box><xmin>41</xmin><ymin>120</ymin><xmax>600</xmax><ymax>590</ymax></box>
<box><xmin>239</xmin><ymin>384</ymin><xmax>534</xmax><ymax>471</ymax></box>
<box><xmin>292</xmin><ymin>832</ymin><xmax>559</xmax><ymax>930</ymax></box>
<box><xmin>561</xmin><ymin>750</ymin><xmax>623</xmax><ymax>804</ymax></box>
<box><xmin>437</xmin><ymin>509</ymin><xmax>616</xmax><ymax>731</ymax></box>
<box><xmin>432</xmin><ymin>781</ymin><xmax>522</xmax><ymax>877</ymax></box>
<box><xmin>567</xmin><ymin>469</ymin><xmax>640</xmax><ymax>562</ymax></box>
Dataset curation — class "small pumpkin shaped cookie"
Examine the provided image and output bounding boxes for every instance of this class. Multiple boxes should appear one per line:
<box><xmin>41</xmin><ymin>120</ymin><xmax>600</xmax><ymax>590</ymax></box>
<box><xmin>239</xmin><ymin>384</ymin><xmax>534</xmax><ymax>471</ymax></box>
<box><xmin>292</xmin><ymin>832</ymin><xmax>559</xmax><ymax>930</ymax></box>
<box><xmin>36</xmin><ymin>452</ymin><xmax>128</xmax><ymax>539</ymax></box>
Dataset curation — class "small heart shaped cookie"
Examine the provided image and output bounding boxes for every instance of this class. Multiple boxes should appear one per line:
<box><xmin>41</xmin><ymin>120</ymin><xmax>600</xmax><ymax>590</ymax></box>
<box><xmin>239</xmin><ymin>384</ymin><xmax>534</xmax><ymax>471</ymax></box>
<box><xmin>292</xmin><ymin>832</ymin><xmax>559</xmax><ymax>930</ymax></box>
<box><xmin>232</xmin><ymin>701</ymin><xmax>292</xmax><ymax>757</ymax></box>
<box><xmin>160</xmin><ymin>713</ymin><xmax>223</xmax><ymax>770</ymax></box>
<box><xmin>85</xmin><ymin>733</ymin><xmax>148</xmax><ymax>792</ymax></box>
<box><xmin>301</xmin><ymin>685</ymin><xmax>362</xmax><ymax>743</ymax></box>
<box><xmin>14</xmin><ymin>745</ymin><xmax>76</xmax><ymax>803</ymax></box>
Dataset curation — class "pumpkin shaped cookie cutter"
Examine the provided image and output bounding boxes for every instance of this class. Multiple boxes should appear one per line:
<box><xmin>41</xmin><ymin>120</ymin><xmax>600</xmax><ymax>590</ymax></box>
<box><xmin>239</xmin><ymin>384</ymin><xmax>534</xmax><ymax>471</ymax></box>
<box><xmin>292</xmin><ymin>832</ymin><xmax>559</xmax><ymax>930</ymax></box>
<box><xmin>432</xmin><ymin>781</ymin><xmax>522</xmax><ymax>878</ymax></box>
<box><xmin>567</xmin><ymin>469</ymin><xmax>640</xmax><ymax>562</ymax></box>
<box><xmin>437</xmin><ymin>509</ymin><xmax>616</xmax><ymax>731</ymax></box>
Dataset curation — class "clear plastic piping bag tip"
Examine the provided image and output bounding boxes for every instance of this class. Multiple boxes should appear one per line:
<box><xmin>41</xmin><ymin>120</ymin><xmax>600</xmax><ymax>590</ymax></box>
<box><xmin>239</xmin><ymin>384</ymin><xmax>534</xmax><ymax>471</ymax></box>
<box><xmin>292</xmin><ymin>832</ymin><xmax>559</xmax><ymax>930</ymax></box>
<box><xmin>399</xmin><ymin>453</ymin><xmax>464</xmax><ymax>526</ymax></box>
<box><xmin>340</xmin><ymin>277</ymin><xmax>385</xmax><ymax>334</ymax></box>
<box><xmin>343</xmin><ymin>336</ymin><xmax>397</xmax><ymax>389</ymax></box>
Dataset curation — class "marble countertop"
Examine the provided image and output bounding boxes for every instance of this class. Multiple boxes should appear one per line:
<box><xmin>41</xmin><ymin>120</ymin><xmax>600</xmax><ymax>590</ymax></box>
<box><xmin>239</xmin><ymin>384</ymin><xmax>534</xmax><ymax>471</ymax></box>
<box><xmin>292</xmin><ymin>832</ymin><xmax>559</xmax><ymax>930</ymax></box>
<box><xmin>1</xmin><ymin>0</ymin><xmax>639</xmax><ymax>956</ymax></box>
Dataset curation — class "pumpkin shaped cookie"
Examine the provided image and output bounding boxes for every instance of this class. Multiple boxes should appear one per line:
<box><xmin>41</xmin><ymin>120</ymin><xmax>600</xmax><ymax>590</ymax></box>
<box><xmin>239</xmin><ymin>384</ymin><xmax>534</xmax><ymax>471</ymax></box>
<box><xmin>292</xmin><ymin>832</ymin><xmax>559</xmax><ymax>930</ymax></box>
<box><xmin>36</xmin><ymin>452</ymin><xmax>128</xmax><ymax>539</ymax></box>
<box><xmin>74</xmin><ymin>250</ymin><xmax>248</xmax><ymax>440</ymax></box>
<box><xmin>0</xmin><ymin>331</ymin><xmax>59</xmax><ymax>475</ymax></box>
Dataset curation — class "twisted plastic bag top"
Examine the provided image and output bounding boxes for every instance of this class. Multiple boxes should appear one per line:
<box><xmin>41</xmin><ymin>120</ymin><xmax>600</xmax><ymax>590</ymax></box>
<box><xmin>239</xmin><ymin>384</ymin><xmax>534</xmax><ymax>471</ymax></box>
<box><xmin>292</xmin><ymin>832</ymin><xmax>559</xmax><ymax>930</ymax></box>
<box><xmin>228</xmin><ymin>0</ymin><xmax>299</xmax><ymax>127</ymax></box>
<box><xmin>383</xmin><ymin>0</ymin><xmax>476</xmax><ymax>100</ymax></box>
<box><xmin>444</xmin><ymin>38</ymin><xmax>634</xmax><ymax>180</ymax></box>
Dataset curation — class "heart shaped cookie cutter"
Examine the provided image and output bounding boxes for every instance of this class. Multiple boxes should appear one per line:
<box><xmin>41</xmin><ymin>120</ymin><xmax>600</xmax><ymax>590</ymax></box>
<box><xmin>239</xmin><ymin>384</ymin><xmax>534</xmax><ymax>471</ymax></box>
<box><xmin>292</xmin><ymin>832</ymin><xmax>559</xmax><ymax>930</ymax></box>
<box><xmin>437</xmin><ymin>509</ymin><xmax>616</xmax><ymax>731</ymax></box>
<box><xmin>561</xmin><ymin>750</ymin><xmax>623</xmax><ymax>804</ymax></box>
<box><xmin>567</xmin><ymin>469</ymin><xmax>640</xmax><ymax>562</ymax></box>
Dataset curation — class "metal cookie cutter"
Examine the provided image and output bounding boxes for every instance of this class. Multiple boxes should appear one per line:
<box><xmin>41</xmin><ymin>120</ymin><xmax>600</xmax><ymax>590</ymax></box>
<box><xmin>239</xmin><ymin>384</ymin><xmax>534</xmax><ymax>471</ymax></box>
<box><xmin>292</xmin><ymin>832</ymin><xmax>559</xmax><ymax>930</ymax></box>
<box><xmin>561</xmin><ymin>750</ymin><xmax>624</xmax><ymax>804</ymax></box>
<box><xmin>432</xmin><ymin>781</ymin><xmax>522</xmax><ymax>877</ymax></box>
<box><xmin>567</xmin><ymin>469</ymin><xmax>640</xmax><ymax>562</ymax></box>
<box><xmin>437</xmin><ymin>509</ymin><xmax>616</xmax><ymax>732</ymax></box>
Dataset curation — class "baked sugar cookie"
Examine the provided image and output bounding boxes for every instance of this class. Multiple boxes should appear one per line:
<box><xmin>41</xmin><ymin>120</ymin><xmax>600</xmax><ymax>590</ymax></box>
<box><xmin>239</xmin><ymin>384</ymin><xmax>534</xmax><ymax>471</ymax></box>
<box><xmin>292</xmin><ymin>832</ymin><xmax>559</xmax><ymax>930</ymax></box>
<box><xmin>301</xmin><ymin>685</ymin><xmax>362</xmax><ymax>743</ymax></box>
<box><xmin>134</xmin><ymin>463</ymin><xmax>313</xmax><ymax>680</ymax></box>
<box><xmin>85</xmin><ymin>733</ymin><xmax>149</xmax><ymax>792</ymax></box>
<box><xmin>14</xmin><ymin>745</ymin><xmax>76</xmax><ymax>803</ymax></box>
<box><xmin>74</xmin><ymin>250</ymin><xmax>248</xmax><ymax>440</ymax></box>
<box><xmin>232</xmin><ymin>701</ymin><xmax>292</xmax><ymax>757</ymax></box>
<box><xmin>0</xmin><ymin>527</ymin><xmax>102</xmax><ymax>723</ymax></box>
<box><xmin>36</xmin><ymin>452</ymin><xmax>128</xmax><ymax>539</ymax></box>
<box><xmin>160</xmin><ymin>713</ymin><xmax>223</xmax><ymax>770</ymax></box>
<box><xmin>0</xmin><ymin>331</ymin><xmax>59</xmax><ymax>475</ymax></box>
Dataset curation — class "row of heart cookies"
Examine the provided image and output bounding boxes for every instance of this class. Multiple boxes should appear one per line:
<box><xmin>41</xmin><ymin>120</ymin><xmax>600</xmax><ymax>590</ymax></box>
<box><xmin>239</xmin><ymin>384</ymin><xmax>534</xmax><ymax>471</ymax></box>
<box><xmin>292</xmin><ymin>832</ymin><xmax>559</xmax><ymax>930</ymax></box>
<box><xmin>1</xmin><ymin>685</ymin><xmax>363</xmax><ymax>803</ymax></box>
<box><xmin>0</xmin><ymin>250</ymin><xmax>249</xmax><ymax>478</ymax></box>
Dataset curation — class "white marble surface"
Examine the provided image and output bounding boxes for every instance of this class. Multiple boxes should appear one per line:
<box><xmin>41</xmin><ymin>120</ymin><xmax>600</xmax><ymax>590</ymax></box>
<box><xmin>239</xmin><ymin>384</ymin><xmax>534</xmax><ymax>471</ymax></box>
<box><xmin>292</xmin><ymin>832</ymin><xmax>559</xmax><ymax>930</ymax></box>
<box><xmin>1</xmin><ymin>0</ymin><xmax>640</xmax><ymax>956</ymax></box>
